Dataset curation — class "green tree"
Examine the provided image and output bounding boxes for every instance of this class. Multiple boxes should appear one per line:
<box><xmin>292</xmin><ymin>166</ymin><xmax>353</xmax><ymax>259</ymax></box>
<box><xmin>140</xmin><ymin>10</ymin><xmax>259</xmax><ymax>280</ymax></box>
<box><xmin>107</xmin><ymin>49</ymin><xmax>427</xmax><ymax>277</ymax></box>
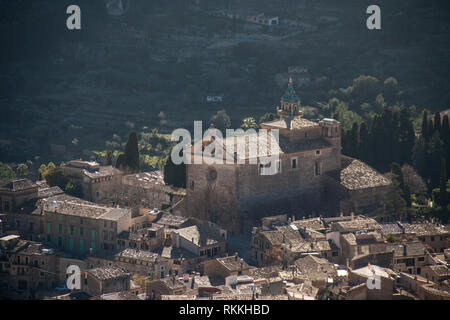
<box><xmin>259</xmin><ymin>113</ymin><xmax>276</xmax><ymax>124</ymax></box>
<box><xmin>65</xmin><ymin>181</ymin><xmax>81</xmax><ymax>197</ymax></box>
<box><xmin>43</xmin><ymin>167</ymin><xmax>69</xmax><ymax>190</ymax></box>
<box><xmin>0</xmin><ymin>162</ymin><xmax>16</xmax><ymax>180</ymax></box>
<box><xmin>163</xmin><ymin>153</ymin><xmax>186</xmax><ymax>188</ymax></box>
<box><xmin>16</xmin><ymin>164</ymin><xmax>29</xmax><ymax>178</ymax></box>
<box><xmin>383</xmin><ymin>77</ymin><xmax>398</xmax><ymax>104</ymax></box>
<box><xmin>240</xmin><ymin>117</ymin><xmax>259</xmax><ymax>130</ymax></box>
<box><xmin>210</xmin><ymin>109</ymin><xmax>231</xmax><ymax>132</ymax></box>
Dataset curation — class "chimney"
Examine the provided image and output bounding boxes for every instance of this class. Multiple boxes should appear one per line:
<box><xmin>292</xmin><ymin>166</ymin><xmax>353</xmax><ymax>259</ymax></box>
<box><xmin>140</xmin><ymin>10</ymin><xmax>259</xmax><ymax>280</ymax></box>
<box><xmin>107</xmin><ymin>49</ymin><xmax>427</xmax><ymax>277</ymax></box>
<box><xmin>351</xmin><ymin>212</ymin><xmax>354</xmax><ymax>220</ymax></box>
<box><xmin>340</xmin><ymin>211</ymin><xmax>343</xmax><ymax>217</ymax></box>
<box><xmin>235</xmin><ymin>252</ymin><xmax>238</xmax><ymax>261</ymax></box>
<box><xmin>292</xmin><ymin>215</ymin><xmax>295</xmax><ymax>222</ymax></box>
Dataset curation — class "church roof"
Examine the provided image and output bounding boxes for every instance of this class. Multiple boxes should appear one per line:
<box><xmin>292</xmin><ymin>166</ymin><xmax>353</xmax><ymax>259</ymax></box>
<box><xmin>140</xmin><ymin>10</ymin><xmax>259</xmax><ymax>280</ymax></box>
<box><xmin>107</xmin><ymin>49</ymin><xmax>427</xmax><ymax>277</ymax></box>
<box><xmin>339</xmin><ymin>157</ymin><xmax>391</xmax><ymax>190</ymax></box>
<box><xmin>261</xmin><ymin>116</ymin><xmax>318</xmax><ymax>130</ymax></box>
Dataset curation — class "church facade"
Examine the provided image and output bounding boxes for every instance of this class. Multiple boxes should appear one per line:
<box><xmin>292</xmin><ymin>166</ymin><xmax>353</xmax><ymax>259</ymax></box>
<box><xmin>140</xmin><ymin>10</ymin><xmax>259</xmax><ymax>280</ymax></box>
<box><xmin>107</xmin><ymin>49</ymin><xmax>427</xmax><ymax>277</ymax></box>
<box><xmin>185</xmin><ymin>79</ymin><xmax>393</xmax><ymax>232</ymax></box>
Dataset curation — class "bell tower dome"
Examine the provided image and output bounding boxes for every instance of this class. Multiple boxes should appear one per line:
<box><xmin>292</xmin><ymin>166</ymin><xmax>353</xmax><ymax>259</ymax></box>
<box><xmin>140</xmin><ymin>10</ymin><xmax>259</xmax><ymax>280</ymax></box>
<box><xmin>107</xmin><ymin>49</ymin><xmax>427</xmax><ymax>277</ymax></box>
<box><xmin>277</xmin><ymin>77</ymin><xmax>302</xmax><ymax>118</ymax></box>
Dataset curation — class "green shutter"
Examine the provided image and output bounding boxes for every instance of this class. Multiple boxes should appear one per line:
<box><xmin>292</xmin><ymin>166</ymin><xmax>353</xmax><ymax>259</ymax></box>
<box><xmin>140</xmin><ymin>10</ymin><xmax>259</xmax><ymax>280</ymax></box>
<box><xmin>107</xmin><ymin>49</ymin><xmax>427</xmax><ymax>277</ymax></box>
<box><xmin>69</xmin><ymin>238</ymin><xmax>74</xmax><ymax>251</ymax></box>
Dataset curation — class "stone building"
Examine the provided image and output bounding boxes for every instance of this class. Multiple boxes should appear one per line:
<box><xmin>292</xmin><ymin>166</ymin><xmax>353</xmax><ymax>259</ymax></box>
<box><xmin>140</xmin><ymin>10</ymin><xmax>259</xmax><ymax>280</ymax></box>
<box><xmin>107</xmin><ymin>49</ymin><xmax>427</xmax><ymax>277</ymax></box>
<box><xmin>387</xmin><ymin>241</ymin><xmax>428</xmax><ymax>276</ymax></box>
<box><xmin>202</xmin><ymin>254</ymin><xmax>252</xmax><ymax>285</ymax></box>
<box><xmin>82</xmin><ymin>266</ymin><xmax>130</xmax><ymax>296</ymax></box>
<box><xmin>0</xmin><ymin>235</ymin><xmax>58</xmax><ymax>300</ymax></box>
<box><xmin>61</xmin><ymin>161</ymin><xmax>186</xmax><ymax>215</ymax></box>
<box><xmin>185</xmin><ymin>78</ymin><xmax>392</xmax><ymax>232</ymax></box>
<box><xmin>114</xmin><ymin>248</ymin><xmax>170</xmax><ymax>280</ymax></box>
<box><xmin>36</xmin><ymin>194</ymin><xmax>132</xmax><ymax>257</ymax></box>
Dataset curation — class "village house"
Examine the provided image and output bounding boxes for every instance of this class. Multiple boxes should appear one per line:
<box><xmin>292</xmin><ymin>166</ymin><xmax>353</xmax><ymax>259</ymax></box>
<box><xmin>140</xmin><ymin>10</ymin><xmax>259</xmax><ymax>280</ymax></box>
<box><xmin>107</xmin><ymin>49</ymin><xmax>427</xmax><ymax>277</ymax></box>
<box><xmin>114</xmin><ymin>248</ymin><xmax>170</xmax><ymax>280</ymax></box>
<box><xmin>0</xmin><ymin>235</ymin><xmax>58</xmax><ymax>299</ymax></box>
<box><xmin>61</xmin><ymin>161</ymin><xmax>186</xmax><ymax>215</ymax></box>
<box><xmin>202</xmin><ymin>254</ymin><xmax>252</xmax><ymax>285</ymax></box>
<box><xmin>402</xmin><ymin>223</ymin><xmax>449</xmax><ymax>254</ymax></box>
<box><xmin>347</xmin><ymin>265</ymin><xmax>398</xmax><ymax>300</ymax></box>
<box><xmin>82</xmin><ymin>266</ymin><xmax>130</xmax><ymax>296</ymax></box>
<box><xmin>387</xmin><ymin>241</ymin><xmax>428</xmax><ymax>276</ymax></box>
<box><xmin>117</xmin><ymin>223</ymin><xmax>165</xmax><ymax>252</ymax></box>
<box><xmin>36</xmin><ymin>195</ymin><xmax>132</xmax><ymax>257</ymax></box>
<box><xmin>171</xmin><ymin>221</ymin><xmax>227</xmax><ymax>262</ymax></box>
<box><xmin>145</xmin><ymin>276</ymin><xmax>186</xmax><ymax>300</ymax></box>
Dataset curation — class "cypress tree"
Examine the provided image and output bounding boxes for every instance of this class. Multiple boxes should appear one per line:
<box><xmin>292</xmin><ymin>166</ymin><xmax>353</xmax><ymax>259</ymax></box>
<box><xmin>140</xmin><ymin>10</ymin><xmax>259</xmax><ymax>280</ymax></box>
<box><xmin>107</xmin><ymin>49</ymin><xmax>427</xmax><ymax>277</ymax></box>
<box><xmin>429</xmin><ymin>132</ymin><xmax>443</xmax><ymax>187</ymax></box>
<box><xmin>163</xmin><ymin>154</ymin><xmax>187</xmax><ymax>188</ymax></box>
<box><xmin>349</xmin><ymin>122</ymin><xmax>359</xmax><ymax>158</ymax></box>
<box><xmin>105</xmin><ymin>150</ymin><xmax>112</xmax><ymax>166</ymax></box>
<box><xmin>434</xmin><ymin>112</ymin><xmax>441</xmax><ymax>134</ymax></box>
<box><xmin>399</xmin><ymin>107</ymin><xmax>415</xmax><ymax>165</ymax></box>
<box><xmin>124</xmin><ymin>131</ymin><xmax>140</xmax><ymax>173</ymax></box>
<box><xmin>115</xmin><ymin>154</ymin><xmax>126</xmax><ymax>171</ymax></box>
<box><xmin>442</xmin><ymin>115</ymin><xmax>450</xmax><ymax>175</ymax></box>
<box><xmin>392</xmin><ymin>111</ymin><xmax>401</xmax><ymax>165</ymax></box>
<box><xmin>359</xmin><ymin>122</ymin><xmax>369</xmax><ymax>163</ymax></box>
<box><xmin>421</xmin><ymin>110</ymin><xmax>429</xmax><ymax>141</ymax></box>
<box><xmin>440</xmin><ymin>158</ymin><xmax>448</xmax><ymax>206</ymax></box>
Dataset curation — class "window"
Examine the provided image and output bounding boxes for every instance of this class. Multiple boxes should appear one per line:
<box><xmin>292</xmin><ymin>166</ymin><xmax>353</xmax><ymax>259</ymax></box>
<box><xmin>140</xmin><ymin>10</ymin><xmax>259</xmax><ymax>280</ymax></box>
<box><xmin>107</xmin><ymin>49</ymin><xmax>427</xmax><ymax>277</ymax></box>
<box><xmin>314</xmin><ymin>161</ymin><xmax>322</xmax><ymax>176</ymax></box>
<box><xmin>80</xmin><ymin>227</ymin><xmax>84</xmax><ymax>236</ymax></box>
<box><xmin>70</xmin><ymin>225</ymin><xmax>74</xmax><ymax>236</ymax></box>
<box><xmin>69</xmin><ymin>238</ymin><xmax>74</xmax><ymax>251</ymax></box>
<box><xmin>291</xmin><ymin>158</ymin><xmax>297</xmax><ymax>169</ymax></box>
<box><xmin>418</xmin><ymin>257</ymin><xmax>424</xmax><ymax>262</ymax></box>
<box><xmin>58</xmin><ymin>224</ymin><xmax>62</xmax><ymax>234</ymax></box>
<box><xmin>190</xmin><ymin>180</ymin><xmax>195</xmax><ymax>190</ymax></box>
<box><xmin>80</xmin><ymin>239</ymin><xmax>84</xmax><ymax>253</ymax></box>
<box><xmin>316</xmin><ymin>150</ymin><xmax>321</xmax><ymax>156</ymax></box>
<box><xmin>91</xmin><ymin>229</ymin><xmax>96</xmax><ymax>239</ymax></box>
<box><xmin>46</xmin><ymin>223</ymin><xmax>51</xmax><ymax>233</ymax></box>
<box><xmin>430</xmin><ymin>237</ymin><xmax>435</xmax><ymax>242</ymax></box>
<box><xmin>417</xmin><ymin>267</ymin><xmax>421</xmax><ymax>274</ymax></box>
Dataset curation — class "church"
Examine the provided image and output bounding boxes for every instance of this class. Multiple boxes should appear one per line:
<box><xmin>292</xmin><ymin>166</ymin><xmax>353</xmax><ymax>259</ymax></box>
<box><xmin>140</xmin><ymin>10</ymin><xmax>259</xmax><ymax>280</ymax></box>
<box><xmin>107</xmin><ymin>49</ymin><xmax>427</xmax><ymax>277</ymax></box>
<box><xmin>185</xmin><ymin>78</ymin><xmax>393</xmax><ymax>232</ymax></box>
